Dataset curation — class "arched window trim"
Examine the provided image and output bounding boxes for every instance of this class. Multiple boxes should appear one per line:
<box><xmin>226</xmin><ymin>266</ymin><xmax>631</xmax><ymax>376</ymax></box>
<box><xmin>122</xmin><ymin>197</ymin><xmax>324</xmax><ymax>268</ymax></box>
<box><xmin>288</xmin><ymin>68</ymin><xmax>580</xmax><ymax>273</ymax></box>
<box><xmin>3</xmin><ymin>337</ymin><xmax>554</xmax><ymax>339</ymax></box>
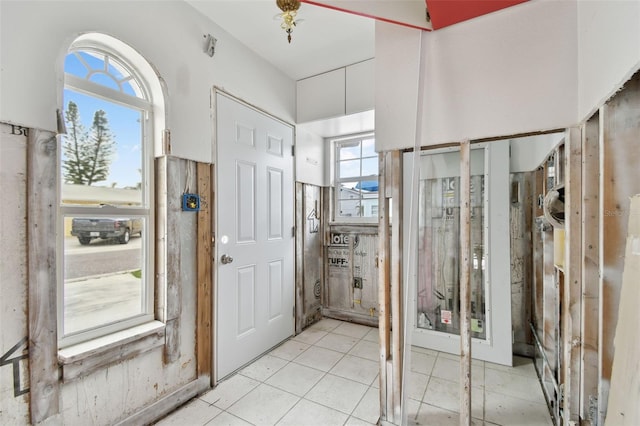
<box><xmin>58</xmin><ymin>34</ymin><xmax>161</xmax><ymax>349</ymax></box>
<box><xmin>65</xmin><ymin>45</ymin><xmax>151</xmax><ymax>101</ymax></box>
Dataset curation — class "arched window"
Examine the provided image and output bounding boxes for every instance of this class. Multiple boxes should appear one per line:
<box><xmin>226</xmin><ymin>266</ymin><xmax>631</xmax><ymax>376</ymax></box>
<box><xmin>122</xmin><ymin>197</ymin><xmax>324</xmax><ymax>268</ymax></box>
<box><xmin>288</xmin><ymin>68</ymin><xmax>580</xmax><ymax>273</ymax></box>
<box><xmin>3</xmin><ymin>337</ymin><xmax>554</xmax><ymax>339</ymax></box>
<box><xmin>59</xmin><ymin>35</ymin><xmax>162</xmax><ymax>347</ymax></box>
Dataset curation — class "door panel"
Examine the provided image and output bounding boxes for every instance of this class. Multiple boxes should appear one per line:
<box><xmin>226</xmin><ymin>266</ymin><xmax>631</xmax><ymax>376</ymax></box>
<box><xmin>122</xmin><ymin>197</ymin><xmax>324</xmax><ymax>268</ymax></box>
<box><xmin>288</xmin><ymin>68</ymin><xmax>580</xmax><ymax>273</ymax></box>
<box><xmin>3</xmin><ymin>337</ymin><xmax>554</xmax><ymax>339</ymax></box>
<box><xmin>216</xmin><ymin>92</ymin><xmax>294</xmax><ymax>379</ymax></box>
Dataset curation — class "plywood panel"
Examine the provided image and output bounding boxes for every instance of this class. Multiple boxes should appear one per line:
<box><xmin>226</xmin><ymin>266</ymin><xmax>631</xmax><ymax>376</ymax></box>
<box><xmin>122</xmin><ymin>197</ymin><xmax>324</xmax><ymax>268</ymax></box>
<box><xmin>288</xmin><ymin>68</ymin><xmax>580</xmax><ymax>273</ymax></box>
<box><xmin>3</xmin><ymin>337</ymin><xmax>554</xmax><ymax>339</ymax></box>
<box><xmin>599</xmin><ymin>71</ymin><xmax>640</xmax><ymax>425</ymax></box>
<box><xmin>0</xmin><ymin>123</ymin><xmax>30</xmax><ymax>424</ymax></box>
<box><xmin>605</xmin><ymin>195</ymin><xmax>640</xmax><ymax>426</ymax></box>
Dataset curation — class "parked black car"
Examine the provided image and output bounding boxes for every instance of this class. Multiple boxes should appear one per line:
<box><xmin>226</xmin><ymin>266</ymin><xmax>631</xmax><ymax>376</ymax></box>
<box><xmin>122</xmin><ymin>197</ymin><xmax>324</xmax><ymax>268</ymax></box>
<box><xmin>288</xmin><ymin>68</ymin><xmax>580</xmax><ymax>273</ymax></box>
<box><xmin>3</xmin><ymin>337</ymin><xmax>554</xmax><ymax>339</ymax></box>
<box><xmin>71</xmin><ymin>217</ymin><xmax>143</xmax><ymax>245</ymax></box>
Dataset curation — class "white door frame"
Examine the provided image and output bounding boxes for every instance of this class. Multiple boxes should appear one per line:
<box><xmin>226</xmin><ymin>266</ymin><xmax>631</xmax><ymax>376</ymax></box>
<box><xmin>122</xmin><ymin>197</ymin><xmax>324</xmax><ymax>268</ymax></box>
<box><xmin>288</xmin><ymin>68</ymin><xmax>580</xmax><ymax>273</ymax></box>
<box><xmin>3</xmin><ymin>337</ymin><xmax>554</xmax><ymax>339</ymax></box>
<box><xmin>212</xmin><ymin>88</ymin><xmax>296</xmax><ymax>381</ymax></box>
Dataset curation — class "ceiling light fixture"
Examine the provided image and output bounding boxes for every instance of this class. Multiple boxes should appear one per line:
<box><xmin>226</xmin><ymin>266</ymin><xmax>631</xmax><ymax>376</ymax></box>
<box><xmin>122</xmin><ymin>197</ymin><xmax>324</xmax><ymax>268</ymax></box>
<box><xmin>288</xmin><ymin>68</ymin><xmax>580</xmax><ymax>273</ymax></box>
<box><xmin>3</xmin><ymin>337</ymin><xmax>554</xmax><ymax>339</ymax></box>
<box><xmin>276</xmin><ymin>0</ymin><xmax>301</xmax><ymax>44</ymax></box>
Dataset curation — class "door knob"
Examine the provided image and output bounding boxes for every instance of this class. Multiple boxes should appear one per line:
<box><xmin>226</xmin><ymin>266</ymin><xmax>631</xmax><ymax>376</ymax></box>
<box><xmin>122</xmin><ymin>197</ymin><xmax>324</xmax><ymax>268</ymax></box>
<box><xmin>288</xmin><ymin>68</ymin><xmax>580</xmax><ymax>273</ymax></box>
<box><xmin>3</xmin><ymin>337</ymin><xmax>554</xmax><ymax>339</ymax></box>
<box><xmin>220</xmin><ymin>254</ymin><xmax>234</xmax><ymax>264</ymax></box>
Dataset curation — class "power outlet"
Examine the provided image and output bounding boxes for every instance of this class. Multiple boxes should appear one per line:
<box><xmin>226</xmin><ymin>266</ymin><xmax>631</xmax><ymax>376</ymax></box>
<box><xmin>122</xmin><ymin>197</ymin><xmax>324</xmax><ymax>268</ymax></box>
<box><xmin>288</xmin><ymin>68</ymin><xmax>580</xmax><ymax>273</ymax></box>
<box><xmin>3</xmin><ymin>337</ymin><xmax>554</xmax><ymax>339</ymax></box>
<box><xmin>182</xmin><ymin>193</ymin><xmax>200</xmax><ymax>211</ymax></box>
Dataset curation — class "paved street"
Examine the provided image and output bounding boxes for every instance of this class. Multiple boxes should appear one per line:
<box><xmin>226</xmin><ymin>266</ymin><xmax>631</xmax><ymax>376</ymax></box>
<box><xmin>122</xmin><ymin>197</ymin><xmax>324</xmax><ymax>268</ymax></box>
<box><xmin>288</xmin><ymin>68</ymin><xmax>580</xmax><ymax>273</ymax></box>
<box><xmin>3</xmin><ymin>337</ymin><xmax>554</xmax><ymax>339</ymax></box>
<box><xmin>63</xmin><ymin>236</ymin><xmax>144</xmax><ymax>335</ymax></box>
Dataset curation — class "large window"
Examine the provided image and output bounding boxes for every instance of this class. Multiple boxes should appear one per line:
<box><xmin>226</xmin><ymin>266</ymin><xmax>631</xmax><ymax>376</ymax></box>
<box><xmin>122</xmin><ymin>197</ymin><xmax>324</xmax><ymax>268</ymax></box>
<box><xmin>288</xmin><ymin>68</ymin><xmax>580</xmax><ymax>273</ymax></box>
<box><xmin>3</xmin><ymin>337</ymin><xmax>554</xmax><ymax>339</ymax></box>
<box><xmin>59</xmin><ymin>39</ymin><xmax>155</xmax><ymax>347</ymax></box>
<box><xmin>334</xmin><ymin>133</ymin><xmax>378</xmax><ymax>220</ymax></box>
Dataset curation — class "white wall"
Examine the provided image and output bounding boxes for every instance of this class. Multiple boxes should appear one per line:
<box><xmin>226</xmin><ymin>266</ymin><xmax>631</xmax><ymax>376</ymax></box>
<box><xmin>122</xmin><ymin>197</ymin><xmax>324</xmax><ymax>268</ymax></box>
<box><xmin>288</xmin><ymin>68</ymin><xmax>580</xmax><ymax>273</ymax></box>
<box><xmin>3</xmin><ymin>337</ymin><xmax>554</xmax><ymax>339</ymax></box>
<box><xmin>295</xmin><ymin>127</ymin><xmax>325</xmax><ymax>186</ymax></box>
<box><xmin>376</xmin><ymin>0</ymin><xmax>640</xmax><ymax>152</ymax></box>
<box><xmin>0</xmin><ymin>0</ymin><xmax>295</xmax><ymax>163</ymax></box>
<box><xmin>577</xmin><ymin>0</ymin><xmax>640</xmax><ymax>122</ymax></box>
<box><xmin>510</xmin><ymin>133</ymin><xmax>565</xmax><ymax>173</ymax></box>
<box><xmin>0</xmin><ymin>1</ymin><xmax>295</xmax><ymax>423</ymax></box>
<box><xmin>374</xmin><ymin>21</ymin><xmax>422</xmax><ymax>152</ymax></box>
<box><xmin>376</xmin><ymin>0</ymin><xmax>579</xmax><ymax>151</ymax></box>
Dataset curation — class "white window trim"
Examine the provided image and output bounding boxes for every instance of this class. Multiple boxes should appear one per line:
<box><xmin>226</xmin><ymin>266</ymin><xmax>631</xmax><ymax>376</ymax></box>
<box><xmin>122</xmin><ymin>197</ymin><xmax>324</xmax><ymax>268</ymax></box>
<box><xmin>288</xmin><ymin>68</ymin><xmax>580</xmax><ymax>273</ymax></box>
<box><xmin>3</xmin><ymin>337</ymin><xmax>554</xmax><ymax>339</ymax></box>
<box><xmin>333</xmin><ymin>132</ymin><xmax>378</xmax><ymax>224</ymax></box>
<box><xmin>58</xmin><ymin>42</ymin><xmax>155</xmax><ymax>349</ymax></box>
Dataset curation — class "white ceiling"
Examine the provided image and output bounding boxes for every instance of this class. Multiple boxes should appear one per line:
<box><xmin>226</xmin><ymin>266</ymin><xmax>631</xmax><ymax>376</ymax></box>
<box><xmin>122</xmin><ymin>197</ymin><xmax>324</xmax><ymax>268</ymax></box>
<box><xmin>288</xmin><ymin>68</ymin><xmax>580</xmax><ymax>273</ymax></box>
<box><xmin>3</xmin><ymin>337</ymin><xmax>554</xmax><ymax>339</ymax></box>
<box><xmin>185</xmin><ymin>0</ymin><xmax>428</xmax><ymax>81</ymax></box>
<box><xmin>185</xmin><ymin>1</ymin><xmax>428</xmax><ymax>137</ymax></box>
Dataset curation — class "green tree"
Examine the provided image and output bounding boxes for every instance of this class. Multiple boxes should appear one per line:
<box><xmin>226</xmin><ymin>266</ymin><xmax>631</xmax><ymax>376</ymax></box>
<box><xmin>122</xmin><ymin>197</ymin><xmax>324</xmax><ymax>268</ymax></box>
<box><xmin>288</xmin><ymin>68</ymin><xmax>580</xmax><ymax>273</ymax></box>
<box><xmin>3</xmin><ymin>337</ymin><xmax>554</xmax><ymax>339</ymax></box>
<box><xmin>62</xmin><ymin>101</ymin><xmax>115</xmax><ymax>185</ymax></box>
<box><xmin>85</xmin><ymin>109</ymin><xmax>115</xmax><ymax>185</ymax></box>
<box><xmin>62</xmin><ymin>101</ymin><xmax>88</xmax><ymax>184</ymax></box>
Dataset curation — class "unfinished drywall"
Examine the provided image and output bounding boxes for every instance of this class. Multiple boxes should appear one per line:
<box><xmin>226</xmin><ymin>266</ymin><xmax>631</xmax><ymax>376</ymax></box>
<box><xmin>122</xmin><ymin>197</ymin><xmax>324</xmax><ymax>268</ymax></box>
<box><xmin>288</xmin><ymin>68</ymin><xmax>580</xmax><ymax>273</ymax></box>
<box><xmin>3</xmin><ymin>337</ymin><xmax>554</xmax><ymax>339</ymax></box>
<box><xmin>0</xmin><ymin>1</ymin><xmax>295</xmax><ymax>163</ymax></box>
<box><xmin>376</xmin><ymin>1</ymin><xmax>578</xmax><ymax>151</ymax></box>
<box><xmin>605</xmin><ymin>194</ymin><xmax>640</xmax><ymax>426</ymax></box>
<box><xmin>578</xmin><ymin>1</ymin><xmax>640</xmax><ymax>122</ymax></box>
<box><xmin>375</xmin><ymin>1</ymin><xmax>640</xmax><ymax>152</ymax></box>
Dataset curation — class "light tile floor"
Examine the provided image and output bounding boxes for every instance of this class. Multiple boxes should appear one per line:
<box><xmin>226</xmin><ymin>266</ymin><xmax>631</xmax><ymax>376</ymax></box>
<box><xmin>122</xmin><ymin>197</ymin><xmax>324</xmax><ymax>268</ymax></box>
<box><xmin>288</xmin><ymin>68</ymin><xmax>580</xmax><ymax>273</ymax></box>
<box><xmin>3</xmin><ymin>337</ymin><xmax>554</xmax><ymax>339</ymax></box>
<box><xmin>155</xmin><ymin>318</ymin><xmax>552</xmax><ymax>426</ymax></box>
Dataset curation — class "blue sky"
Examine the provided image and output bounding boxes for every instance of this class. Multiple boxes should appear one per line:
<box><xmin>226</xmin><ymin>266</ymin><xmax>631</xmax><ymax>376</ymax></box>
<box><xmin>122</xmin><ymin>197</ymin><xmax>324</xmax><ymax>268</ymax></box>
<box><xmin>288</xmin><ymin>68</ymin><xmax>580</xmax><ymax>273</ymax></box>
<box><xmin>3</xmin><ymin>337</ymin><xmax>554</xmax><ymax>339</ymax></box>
<box><xmin>63</xmin><ymin>52</ymin><xmax>143</xmax><ymax>189</ymax></box>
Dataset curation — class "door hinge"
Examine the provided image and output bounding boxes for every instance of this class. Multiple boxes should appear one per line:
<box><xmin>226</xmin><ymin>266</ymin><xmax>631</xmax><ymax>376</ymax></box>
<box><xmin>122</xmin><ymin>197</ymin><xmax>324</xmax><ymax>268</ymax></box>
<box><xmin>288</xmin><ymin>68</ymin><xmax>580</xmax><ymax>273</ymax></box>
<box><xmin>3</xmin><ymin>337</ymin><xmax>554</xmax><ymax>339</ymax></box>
<box><xmin>291</xmin><ymin>145</ymin><xmax>295</xmax><ymax>156</ymax></box>
<box><xmin>293</xmin><ymin>306</ymin><xmax>295</xmax><ymax>317</ymax></box>
<box><xmin>292</xmin><ymin>226</ymin><xmax>296</xmax><ymax>237</ymax></box>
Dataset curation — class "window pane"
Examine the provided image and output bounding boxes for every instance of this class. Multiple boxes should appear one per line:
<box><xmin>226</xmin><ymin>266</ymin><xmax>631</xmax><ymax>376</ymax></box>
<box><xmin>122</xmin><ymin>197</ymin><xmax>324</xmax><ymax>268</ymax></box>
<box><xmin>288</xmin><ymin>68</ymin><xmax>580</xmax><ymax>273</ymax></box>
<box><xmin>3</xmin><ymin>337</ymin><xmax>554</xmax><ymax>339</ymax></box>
<box><xmin>337</xmin><ymin>199</ymin><xmax>359</xmax><ymax>217</ymax></box>
<box><xmin>63</xmin><ymin>216</ymin><xmax>145</xmax><ymax>335</ymax></box>
<box><xmin>361</xmin><ymin>138</ymin><xmax>376</xmax><ymax>158</ymax></box>
<box><xmin>89</xmin><ymin>73</ymin><xmax>120</xmax><ymax>91</ymax></box>
<box><xmin>361</xmin><ymin>157</ymin><xmax>378</xmax><ymax>177</ymax></box>
<box><xmin>61</xmin><ymin>89</ymin><xmax>144</xmax><ymax>206</ymax></box>
<box><xmin>339</xmin><ymin>159</ymin><xmax>360</xmax><ymax>179</ymax></box>
<box><xmin>339</xmin><ymin>142</ymin><xmax>360</xmax><ymax>160</ymax></box>
<box><xmin>64</xmin><ymin>53</ymin><xmax>88</xmax><ymax>78</ymax></box>
<box><xmin>78</xmin><ymin>51</ymin><xmax>105</xmax><ymax>72</ymax></box>
<box><xmin>361</xmin><ymin>190</ymin><xmax>378</xmax><ymax>218</ymax></box>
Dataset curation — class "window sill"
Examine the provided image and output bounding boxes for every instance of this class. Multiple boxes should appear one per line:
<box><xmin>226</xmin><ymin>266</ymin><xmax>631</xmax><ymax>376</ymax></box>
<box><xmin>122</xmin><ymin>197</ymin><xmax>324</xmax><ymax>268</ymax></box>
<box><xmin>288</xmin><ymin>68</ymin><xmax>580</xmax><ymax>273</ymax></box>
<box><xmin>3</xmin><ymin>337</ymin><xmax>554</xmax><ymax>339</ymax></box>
<box><xmin>58</xmin><ymin>321</ymin><xmax>165</xmax><ymax>382</ymax></box>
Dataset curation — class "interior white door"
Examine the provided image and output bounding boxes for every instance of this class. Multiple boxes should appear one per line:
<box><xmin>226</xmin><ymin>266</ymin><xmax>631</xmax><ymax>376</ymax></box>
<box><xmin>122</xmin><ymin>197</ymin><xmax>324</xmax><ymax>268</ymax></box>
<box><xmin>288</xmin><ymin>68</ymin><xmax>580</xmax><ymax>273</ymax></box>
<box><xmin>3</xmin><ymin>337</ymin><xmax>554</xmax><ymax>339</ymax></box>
<box><xmin>403</xmin><ymin>141</ymin><xmax>513</xmax><ymax>366</ymax></box>
<box><xmin>216</xmin><ymin>92</ymin><xmax>295</xmax><ymax>379</ymax></box>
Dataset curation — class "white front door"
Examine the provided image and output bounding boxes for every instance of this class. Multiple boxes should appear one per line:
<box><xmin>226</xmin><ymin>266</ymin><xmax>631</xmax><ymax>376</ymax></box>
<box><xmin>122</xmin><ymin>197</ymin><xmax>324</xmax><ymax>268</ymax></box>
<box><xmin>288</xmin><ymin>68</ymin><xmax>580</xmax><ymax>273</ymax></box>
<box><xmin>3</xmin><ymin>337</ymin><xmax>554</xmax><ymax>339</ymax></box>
<box><xmin>215</xmin><ymin>92</ymin><xmax>295</xmax><ymax>379</ymax></box>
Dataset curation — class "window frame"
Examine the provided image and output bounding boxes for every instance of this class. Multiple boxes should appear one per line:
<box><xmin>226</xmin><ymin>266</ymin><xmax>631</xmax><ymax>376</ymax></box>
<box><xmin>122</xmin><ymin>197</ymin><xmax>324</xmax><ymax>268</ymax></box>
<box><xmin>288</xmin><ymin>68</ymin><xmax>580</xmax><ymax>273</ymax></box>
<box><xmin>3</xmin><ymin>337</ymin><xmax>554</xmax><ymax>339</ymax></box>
<box><xmin>58</xmin><ymin>43</ymin><xmax>155</xmax><ymax>349</ymax></box>
<box><xmin>333</xmin><ymin>132</ymin><xmax>378</xmax><ymax>223</ymax></box>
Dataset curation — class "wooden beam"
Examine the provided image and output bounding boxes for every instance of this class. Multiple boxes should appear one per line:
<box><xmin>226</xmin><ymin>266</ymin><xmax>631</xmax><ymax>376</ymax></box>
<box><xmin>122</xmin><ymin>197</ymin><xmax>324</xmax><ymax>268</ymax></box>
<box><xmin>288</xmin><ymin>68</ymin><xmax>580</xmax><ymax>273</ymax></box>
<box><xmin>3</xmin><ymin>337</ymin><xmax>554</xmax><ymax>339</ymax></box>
<box><xmin>459</xmin><ymin>140</ymin><xmax>472</xmax><ymax>426</ymax></box>
<box><xmin>295</xmin><ymin>183</ymin><xmax>304</xmax><ymax>334</ymax></box>
<box><xmin>27</xmin><ymin>129</ymin><xmax>60</xmax><ymax>423</ymax></box>
<box><xmin>580</xmin><ymin>113</ymin><xmax>600</xmax><ymax>425</ymax></box>
<box><xmin>378</xmin><ymin>151</ymin><xmax>391</xmax><ymax>422</ymax></box>
<box><xmin>164</xmin><ymin>157</ymin><xmax>183</xmax><ymax>363</ymax></box>
<box><xmin>563</xmin><ymin>127</ymin><xmax>582</xmax><ymax>424</ymax></box>
<box><xmin>390</xmin><ymin>150</ymin><xmax>403</xmax><ymax>422</ymax></box>
<box><xmin>196</xmin><ymin>162</ymin><xmax>213</xmax><ymax>379</ymax></box>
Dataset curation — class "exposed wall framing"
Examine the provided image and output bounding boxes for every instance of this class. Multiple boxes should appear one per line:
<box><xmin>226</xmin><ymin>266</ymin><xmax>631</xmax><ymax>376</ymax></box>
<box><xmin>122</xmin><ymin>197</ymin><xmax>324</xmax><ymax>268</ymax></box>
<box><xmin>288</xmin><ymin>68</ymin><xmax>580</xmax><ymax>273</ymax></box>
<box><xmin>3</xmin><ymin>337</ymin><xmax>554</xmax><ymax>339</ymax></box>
<box><xmin>378</xmin><ymin>151</ymin><xmax>396</xmax><ymax>423</ymax></box>
<box><xmin>27</xmin><ymin>129</ymin><xmax>60</xmax><ymax>423</ymax></box>
<box><xmin>580</xmin><ymin>112</ymin><xmax>600</xmax><ymax>426</ymax></box>
<box><xmin>563</xmin><ymin>127</ymin><xmax>582</xmax><ymax>424</ymax></box>
<box><xmin>196</xmin><ymin>163</ymin><xmax>213</xmax><ymax>379</ymax></box>
<box><xmin>530</xmin><ymin>70</ymin><xmax>640</xmax><ymax>425</ymax></box>
<box><xmin>459</xmin><ymin>140</ymin><xmax>472</xmax><ymax>425</ymax></box>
